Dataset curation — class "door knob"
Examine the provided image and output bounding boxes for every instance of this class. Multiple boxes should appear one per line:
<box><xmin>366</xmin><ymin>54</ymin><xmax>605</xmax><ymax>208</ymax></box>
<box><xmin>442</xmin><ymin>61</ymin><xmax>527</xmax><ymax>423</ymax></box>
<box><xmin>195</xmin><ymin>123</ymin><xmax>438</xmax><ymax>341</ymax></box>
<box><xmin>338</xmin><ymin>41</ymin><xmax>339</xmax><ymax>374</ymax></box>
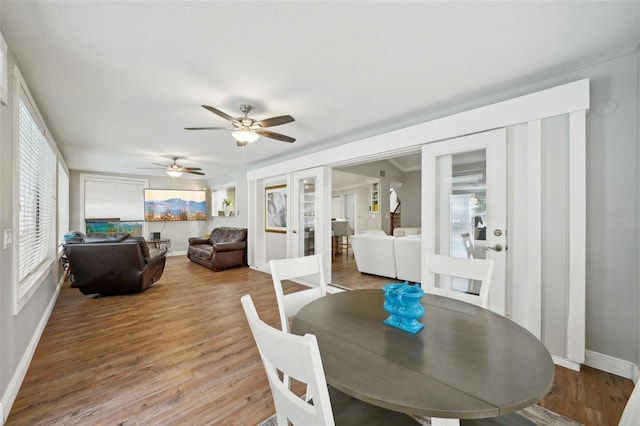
<box><xmin>485</xmin><ymin>244</ymin><xmax>503</xmax><ymax>252</ymax></box>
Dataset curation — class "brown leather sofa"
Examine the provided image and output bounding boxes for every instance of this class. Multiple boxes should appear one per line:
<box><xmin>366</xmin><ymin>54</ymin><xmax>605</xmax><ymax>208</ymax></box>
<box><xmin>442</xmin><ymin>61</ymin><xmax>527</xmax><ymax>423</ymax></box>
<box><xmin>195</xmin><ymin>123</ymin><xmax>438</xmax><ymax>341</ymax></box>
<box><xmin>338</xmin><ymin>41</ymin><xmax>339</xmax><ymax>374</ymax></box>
<box><xmin>187</xmin><ymin>227</ymin><xmax>248</xmax><ymax>271</ymax></box>
<box><xmin>64</xmin><ymin>232</ymin><xmax>167</xmax><ymax>296</ymax></box>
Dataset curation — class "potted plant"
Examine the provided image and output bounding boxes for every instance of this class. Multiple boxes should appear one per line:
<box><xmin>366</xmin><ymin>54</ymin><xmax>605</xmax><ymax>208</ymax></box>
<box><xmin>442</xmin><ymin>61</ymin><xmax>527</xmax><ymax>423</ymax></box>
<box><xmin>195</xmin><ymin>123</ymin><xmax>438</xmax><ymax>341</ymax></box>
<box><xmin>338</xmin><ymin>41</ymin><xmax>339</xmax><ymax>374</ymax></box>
<box><xmin>222</xmin><ymin>198</ymin><xmax>232</xmax><ymax>216</ymax></box>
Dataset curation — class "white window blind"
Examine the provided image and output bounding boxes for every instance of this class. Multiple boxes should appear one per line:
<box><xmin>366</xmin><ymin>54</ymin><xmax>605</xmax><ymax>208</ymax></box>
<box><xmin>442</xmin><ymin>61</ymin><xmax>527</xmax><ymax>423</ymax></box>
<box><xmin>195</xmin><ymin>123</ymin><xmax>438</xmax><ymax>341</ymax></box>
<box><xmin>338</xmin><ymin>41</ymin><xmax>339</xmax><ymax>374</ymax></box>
<box><xmin>84</xmin><ymin>178</ymin><xmax>145</xmax><ymax>221</ymax></box>
<box><xmin>58</xmin><ymin>162</ymin><xmax>69</xmax><ymax>245</ymax></box>
<box><xmin>18</xmin><ymin>98</ymin><xmax>56</xmax><ymax>283</ymax></box>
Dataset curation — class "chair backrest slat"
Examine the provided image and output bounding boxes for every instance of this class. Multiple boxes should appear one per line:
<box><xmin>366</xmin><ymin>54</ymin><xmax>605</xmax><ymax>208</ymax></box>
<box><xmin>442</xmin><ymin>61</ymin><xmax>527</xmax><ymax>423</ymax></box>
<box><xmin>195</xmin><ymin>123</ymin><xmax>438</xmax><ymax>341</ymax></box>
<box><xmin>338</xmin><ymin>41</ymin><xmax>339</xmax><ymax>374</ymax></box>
<box><xmin>269</xmin><ymin>254</ymin><xmax>327</xmax><ymax>332</ymax></box>
<box><xmin>425</xmin><ymin>254</ymin><xmax>494</xmax><ymax>309</ymax></box>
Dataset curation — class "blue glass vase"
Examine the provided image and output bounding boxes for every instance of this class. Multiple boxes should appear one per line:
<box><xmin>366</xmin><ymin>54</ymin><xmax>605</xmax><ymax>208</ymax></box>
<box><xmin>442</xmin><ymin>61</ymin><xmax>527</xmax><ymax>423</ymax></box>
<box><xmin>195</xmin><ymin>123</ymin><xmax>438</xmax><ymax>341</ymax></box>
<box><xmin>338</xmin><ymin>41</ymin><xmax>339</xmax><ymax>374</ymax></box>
<box><xmin>397</xmin><ymin>285</ymin><xmax>425</xmax><ymax>334</ymax></box>
<box><xmin>382</xmin><ymin>282</ymin><xmax>408</xmax><ymax>327</ymax></box>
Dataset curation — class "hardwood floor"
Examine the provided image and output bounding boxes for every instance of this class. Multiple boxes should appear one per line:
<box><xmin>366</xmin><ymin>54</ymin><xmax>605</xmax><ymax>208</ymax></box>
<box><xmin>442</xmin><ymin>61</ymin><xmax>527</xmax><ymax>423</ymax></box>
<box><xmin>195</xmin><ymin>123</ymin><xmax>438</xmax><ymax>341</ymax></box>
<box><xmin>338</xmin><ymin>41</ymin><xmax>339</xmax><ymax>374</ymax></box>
<box><xmin>6</xmin><ymin>255</ymin><xmax>634</xmax><ymax>425</ymax></box>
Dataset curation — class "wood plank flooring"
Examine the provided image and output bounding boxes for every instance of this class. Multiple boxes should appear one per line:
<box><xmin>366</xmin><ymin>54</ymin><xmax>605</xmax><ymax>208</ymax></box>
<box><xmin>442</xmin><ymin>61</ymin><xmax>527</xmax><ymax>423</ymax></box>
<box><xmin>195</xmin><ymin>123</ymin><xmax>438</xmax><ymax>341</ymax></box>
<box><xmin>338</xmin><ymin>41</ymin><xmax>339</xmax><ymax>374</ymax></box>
<box><xmin>6</xmin><ymin>255</ymin><xmax>634</xmax><ymax>425</ymax></box>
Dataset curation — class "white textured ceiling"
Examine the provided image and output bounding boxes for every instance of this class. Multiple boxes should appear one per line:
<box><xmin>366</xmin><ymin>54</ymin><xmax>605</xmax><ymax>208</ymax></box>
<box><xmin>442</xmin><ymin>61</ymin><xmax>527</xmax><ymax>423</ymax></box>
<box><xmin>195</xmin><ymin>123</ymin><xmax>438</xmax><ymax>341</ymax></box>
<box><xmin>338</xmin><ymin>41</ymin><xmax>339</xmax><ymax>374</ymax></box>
<box><xmin>1</xmin><ymin>1</ymin><xmax>638</xmax><ymax>181</ymax></box>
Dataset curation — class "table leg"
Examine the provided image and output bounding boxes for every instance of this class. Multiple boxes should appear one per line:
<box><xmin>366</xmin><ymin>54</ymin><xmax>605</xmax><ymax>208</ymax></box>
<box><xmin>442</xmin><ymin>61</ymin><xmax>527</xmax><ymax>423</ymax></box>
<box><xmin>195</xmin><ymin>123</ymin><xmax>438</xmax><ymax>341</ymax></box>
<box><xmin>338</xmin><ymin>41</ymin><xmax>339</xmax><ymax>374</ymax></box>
<box><xmin>431</xmin><ymin>418</ymin><xmax>459</xmax><ymax>426</ymax></box>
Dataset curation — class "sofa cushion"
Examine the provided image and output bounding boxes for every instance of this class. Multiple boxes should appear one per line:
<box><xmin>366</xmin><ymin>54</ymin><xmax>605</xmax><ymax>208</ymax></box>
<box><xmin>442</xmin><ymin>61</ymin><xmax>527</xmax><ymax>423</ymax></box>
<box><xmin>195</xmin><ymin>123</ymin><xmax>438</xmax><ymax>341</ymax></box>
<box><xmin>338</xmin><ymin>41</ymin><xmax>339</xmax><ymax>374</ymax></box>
<box><xmin>209</xmin><ymin>227</ymin><xmax>248</xmax><ymax>245</ymax></box>
<box><xmin>190</xmin><ymin>244</ymin><xmax>214</xmax><ymax>260</ymax></box>
<box><xmin>393</xmin><ymin>227</ymin><xmax>421</xmax><ymax>237</ymax></box>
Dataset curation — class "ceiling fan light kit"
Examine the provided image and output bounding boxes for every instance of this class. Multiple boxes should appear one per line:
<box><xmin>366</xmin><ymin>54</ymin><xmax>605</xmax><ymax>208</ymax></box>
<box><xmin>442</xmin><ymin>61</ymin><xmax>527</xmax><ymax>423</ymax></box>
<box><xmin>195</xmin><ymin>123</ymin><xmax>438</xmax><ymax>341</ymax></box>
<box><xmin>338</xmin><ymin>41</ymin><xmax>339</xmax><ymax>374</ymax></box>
<box><xmin>232</xmin><ymin>128</ymin><xmax>260</xmax><ymax>144</ymax></box>
<box><xmin>166</xmin><ymin>170</ymin><xmax>183</xmax><ymax>177</ymax></box>
<box><xmin>186</xmin><ymin>104</ymin><xmax>296</xmax><ymax>145</ymax></box>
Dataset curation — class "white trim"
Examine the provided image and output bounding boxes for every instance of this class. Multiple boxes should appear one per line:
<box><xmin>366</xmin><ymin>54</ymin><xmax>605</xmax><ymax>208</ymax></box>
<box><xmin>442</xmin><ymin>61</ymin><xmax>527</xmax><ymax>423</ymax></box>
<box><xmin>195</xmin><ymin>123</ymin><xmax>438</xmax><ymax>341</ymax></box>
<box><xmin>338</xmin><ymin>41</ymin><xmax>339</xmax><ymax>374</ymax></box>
<box><xmin>552</xmin><ymin>354</ymin><xmax>582</xmax><ymax>372</ymax></box>
<box><xmin>526</xmin><ymin>121</ymin><xmax>542</xmax><ymax>338</ymax></box>
<box><xmin>567</xmin><ymin>111</ymin><xmax>587</xmax><ymax>364</ymax></box>
<box><xmin>585</xmin><ymin>350</ymin><xmax>637</xmax><ymax>380</ymax></box>
<box><xmin>248</xmin><ymin>79</ymin><xmax>589</xmax><ymax>181</ymax></box>
<box><xmin>1</xmin><ymin>283</ymin><xmax>60</xmax><ymax>424</ymax></box>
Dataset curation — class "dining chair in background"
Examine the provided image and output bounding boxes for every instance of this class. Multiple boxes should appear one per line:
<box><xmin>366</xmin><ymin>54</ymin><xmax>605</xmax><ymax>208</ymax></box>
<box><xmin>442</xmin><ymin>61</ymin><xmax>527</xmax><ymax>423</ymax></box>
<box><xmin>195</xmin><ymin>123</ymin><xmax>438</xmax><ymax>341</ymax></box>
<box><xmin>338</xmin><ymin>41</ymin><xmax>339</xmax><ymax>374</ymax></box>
<box><xmin>269</xmin><ymin>254</ymin><xmax>327</xmax><ymax>333</ymax></box>
<box><xmin>425</xmin><ymin>253</ymin><xmax>495</xmax><ymax>309</ymax></box>
<box><xmin>461</xmin><ymin>232</ymin><xmax>474</xmax><ymax>259</ymax></box>
<box><xmin>240</xmin><ymin>294</ymin><xmax>418</xmax><ymax>426</ymax></box>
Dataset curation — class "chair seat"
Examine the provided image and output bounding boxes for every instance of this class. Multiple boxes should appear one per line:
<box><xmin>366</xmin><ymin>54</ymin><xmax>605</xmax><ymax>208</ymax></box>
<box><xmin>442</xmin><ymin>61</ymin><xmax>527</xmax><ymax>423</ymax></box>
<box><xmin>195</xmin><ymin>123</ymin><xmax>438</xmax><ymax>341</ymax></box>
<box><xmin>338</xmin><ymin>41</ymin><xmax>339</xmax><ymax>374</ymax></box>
<box><xmin>328</xmin><ymin>386</ymin><xmax>418</xmax><ymax>426</ymax></box>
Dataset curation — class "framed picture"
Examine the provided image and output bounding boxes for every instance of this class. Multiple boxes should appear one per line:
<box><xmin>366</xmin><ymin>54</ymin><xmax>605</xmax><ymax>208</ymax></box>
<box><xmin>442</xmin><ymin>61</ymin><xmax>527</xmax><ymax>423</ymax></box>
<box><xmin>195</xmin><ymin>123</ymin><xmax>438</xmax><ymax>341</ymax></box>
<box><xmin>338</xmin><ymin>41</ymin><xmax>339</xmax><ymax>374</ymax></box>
<box><xmin>265</xmin><ymin>184</ymin><xmax>287</xmax><ymax>233</ymax></box>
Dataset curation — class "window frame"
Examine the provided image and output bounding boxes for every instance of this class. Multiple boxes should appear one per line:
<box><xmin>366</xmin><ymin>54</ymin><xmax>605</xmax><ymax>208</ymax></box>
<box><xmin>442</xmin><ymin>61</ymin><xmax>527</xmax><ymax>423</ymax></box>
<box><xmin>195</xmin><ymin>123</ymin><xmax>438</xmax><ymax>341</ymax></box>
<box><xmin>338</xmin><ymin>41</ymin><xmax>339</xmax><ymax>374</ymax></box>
<box><xmin>79</xmin><ymin>173</ymin><xmax>148</xmax><ymax>234</ymax></box>
<box><xmin>13</xmin><ymin>65</ymin><xmax>58</xmax><ymax>314</ymax></box>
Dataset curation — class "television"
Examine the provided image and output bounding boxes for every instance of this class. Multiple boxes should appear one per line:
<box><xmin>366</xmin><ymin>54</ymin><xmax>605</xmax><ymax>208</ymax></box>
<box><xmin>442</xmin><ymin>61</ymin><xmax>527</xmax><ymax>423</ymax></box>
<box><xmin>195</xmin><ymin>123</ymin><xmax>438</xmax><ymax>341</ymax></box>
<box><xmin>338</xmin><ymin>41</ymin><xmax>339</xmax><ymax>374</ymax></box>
<box><xmin>144</xmin><ymin>189</ymin><xmax>207</xmax><ymax>221</ymax></box>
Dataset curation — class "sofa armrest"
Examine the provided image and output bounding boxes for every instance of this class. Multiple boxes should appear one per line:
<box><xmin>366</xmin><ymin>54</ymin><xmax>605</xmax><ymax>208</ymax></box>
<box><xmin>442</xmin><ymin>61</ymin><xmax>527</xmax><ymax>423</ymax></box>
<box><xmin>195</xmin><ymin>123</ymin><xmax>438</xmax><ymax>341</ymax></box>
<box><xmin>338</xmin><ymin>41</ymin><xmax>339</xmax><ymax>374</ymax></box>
<box><xmin>148</xmin><ymin>248</ymin><xmax>168</xmax><ymax>264</ymax></box>
<box><xmin>213</xmin><ymin>241</ymin><xmax>246</xmax><ymax>252</ymax></box>
<box><xmin>189</xmin><ymin>237</ymin><xmax>210</xmax><ymax>245</ymax></box>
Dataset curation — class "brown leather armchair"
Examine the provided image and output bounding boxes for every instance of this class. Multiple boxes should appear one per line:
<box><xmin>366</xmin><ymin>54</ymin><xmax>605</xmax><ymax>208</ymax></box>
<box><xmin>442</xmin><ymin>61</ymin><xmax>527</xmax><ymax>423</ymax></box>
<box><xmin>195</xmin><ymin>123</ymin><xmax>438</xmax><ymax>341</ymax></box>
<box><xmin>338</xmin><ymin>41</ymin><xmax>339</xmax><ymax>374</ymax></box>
<box><xmin>64</xmin><ymin>232</ymin><xmax>167</xmax><ymax>296</ymax></box>
<box><xmin>187</xmin><ymin>227</ymin><xmax>247</xmax><ymax>271</ymax></box>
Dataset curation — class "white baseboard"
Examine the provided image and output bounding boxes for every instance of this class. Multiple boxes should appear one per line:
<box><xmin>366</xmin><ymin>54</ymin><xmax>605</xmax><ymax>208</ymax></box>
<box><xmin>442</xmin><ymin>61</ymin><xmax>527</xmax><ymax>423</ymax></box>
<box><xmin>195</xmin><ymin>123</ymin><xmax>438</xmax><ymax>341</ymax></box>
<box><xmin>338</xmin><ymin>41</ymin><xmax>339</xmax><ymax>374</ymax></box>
<box><xmin>552</xmin><ymin>354</ymin><xmax>582</xmax><ymax>371</ymax></box>
<box><xmin>0</xmin><ymin>285</ymin><xmax>60</xmax><ymax>425</ymax></box>
<box><xmin>585</xmin><ymin>350</ymin><xmax>638</xmax><ymax>380</ymax></box>
<box><xmin>167</xmin><ymin>250</ymin><xmax>186</xmax><ymax>257</ymax></box>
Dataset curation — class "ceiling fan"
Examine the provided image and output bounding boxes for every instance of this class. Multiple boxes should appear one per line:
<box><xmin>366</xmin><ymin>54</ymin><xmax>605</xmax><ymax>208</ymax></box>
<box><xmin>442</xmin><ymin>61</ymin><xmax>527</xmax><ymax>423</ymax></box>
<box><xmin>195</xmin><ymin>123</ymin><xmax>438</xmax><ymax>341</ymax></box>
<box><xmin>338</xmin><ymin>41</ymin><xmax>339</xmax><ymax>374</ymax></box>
<box><xmin>138</xmin><ymin>157</ymin><xmax>205</xmax><ymax>177</ymax></box>
<box><xmin>185</xmin><ymin>104</ymin><xmax>296</xmax><ymax>146</ymax></box>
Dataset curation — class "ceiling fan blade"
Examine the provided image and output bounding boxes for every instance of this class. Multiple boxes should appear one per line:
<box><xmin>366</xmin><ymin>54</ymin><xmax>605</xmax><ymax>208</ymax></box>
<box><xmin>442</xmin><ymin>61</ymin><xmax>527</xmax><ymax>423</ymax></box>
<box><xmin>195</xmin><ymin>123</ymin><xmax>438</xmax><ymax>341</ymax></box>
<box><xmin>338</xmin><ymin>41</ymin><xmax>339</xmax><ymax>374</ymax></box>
<box><xmin>185</xmin><ymin>170</ymin><xmax>205</xmax><ymax>175</ymax></box>
<box><xmin>137</xmin><ymin>167</ymin><xmax>166</xmax><ymax>169</ymax></box>
<box><xmin>184</xmin><ymin>126</ymin><xmax>230</xmax><ymax>130</ymax></box>
<box><xmin>257</xmin><ymin>115</ymin><xmax>295</xmax><ymax>128</ymax></box>
<box><xmin>182</xmin><ymin>167</ymin><xmax>202</xmax><ymax>171</ymax></box>
<box><xmin>256</xmin><ymin>129</ymin><xmax>296</xmax><ymax>143</ymax></box>
<box><xmin>151</xmin><ymin>162</ymin><xmax>170</xmax><ymax>167</ymax></box>
<box><xmin>202</xmin><ymin>105</ymin><xmax>235</xmax><ymax>122</ymax></box>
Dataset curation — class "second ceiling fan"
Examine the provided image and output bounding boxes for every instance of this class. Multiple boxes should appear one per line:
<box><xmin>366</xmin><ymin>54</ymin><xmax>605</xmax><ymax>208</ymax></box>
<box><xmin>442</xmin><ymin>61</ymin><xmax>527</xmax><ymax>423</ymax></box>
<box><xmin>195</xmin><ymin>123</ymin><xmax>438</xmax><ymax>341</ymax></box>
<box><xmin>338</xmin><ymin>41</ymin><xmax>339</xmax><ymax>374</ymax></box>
<box><xmin>185</xmin><ymin>104</ymin><xmax>295</xmax><ymax>146</ymax></box>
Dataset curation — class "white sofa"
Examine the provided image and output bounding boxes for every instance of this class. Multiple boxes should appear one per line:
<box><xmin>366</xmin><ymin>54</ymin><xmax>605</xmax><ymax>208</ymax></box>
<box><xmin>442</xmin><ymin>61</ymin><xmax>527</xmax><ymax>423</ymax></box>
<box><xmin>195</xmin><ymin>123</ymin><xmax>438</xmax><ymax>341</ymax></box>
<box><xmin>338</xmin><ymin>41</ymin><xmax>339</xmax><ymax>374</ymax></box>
<box><xmin>351</xmin><ymin>228</ymin><xmax>422</xmax><ymax>283</ymax></box>
<box><xmin>351</xmin><ymin>231</ymin><xmax>397</xmax><ymax>279</ymax></box>
<box><xmin>393</xmin><ymin>235</ymin><xmax>422</xmax><ymax>283</ymax></box>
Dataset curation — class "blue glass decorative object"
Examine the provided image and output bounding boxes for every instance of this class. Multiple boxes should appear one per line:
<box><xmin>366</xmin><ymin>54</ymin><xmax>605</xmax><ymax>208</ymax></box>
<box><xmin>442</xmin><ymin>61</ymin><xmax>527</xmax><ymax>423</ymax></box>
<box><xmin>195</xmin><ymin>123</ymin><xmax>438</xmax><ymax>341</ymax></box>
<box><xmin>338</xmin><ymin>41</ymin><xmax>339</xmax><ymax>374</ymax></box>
<box><xmin>383</xmin><ymin>282</ymin><xmax>425</xmax><ymax>334</ymax></box>
<box><xmin>397</xmin><ymin>285</ymin><xmax>425</xmax><ymax>334</ymax></box>
<box><xmin>383</xmin><ymin>282</ymin><xmax>408</xmax><ymax>328</ymax></box>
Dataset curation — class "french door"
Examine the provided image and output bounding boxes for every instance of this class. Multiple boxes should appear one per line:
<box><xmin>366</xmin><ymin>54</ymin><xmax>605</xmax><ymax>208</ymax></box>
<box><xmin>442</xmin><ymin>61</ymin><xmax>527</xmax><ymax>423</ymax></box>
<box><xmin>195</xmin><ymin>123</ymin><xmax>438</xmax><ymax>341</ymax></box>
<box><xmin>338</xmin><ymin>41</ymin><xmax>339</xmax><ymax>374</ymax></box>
<box><xmin>422</xmin><ymin>129</ymin><xmax>508</xmax><ymax>315</ymax></box>
<box><xmin>289</xmin><ymin>167</ymin><xmax>330</xmax><ymax>283</ymax></box>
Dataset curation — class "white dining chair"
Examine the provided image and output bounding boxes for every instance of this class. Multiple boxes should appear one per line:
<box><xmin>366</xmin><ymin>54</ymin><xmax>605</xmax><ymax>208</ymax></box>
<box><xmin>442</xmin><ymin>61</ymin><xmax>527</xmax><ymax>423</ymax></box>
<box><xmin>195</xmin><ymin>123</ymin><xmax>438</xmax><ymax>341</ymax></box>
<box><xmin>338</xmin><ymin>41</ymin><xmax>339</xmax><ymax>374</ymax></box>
<box><xmin>425</xmin><ymin>253</ymin><xmax>494</xmax><ymax>309</ymax></box>
<box><xmin>240</xmin><ymin>294</ymin><xmax>418</xmax><ymax>426</ymax></box>
<box><xmin>269</xmin><ymin>254</ymin><xmax>327</xmax><ymax>333</ymax></box>
<box><xmin>461</xmin><ymin>232</ymin><xmax>474</xmax><ymax>259</ymax></box>
<box><xmin>619</xmin><ymin>382</ymin><xmax>640</xmax><ymax>425</ymax></box>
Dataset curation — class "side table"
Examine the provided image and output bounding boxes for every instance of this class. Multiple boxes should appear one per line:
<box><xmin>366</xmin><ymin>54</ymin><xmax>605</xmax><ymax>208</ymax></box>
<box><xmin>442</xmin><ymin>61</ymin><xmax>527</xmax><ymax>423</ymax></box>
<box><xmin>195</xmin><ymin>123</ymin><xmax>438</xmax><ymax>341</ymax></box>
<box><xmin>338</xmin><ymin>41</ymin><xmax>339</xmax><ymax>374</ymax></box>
<box><xmin>146</xmin><ymin>239</ymin><xmax>171</xmax><ymax>251</ymax></box>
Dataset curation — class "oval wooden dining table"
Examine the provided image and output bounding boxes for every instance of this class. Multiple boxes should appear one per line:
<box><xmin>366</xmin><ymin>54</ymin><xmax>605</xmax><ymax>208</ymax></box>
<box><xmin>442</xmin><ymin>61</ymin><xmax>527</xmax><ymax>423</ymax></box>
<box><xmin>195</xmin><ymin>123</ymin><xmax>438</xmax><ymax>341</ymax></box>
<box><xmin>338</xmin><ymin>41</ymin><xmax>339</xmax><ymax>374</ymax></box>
<box><xmin>291</xmin><ymin>289</ymin><xmax>554</xmax><ymax>426</ymax></box>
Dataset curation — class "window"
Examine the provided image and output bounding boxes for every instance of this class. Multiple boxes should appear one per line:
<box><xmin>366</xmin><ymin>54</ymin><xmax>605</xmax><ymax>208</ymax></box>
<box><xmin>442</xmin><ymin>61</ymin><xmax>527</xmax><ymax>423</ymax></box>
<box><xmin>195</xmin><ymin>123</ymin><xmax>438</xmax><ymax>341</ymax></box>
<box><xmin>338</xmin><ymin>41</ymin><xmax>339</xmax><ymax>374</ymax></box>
<box><xmin>80</xmin><ymin>174</ymin><xmax>147</xmax><ymax>234</ymax></box>
<box><xmin>16</xmin><ymin>67</ymin><xmax>57</xmax><ymax>311</ymax></box>
<box><xmin>58</xmin><ymin>161</ymin><xmax>69</xmax><ymax>247</ymax></box>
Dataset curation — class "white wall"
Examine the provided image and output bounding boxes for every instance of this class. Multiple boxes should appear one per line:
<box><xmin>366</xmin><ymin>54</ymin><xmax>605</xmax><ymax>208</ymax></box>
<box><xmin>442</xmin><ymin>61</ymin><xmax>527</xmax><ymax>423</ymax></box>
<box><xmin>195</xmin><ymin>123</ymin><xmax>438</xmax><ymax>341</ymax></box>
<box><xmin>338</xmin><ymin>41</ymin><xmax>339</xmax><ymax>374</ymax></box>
<box><xmin>634</xmin><ymin>49</ymin><xmax>640</xmax><ymax>383</ymax></box>
<box><xmin>395</xmin><ymin>170</ymin><xmax>421</xmax><ymax>228</ymax></box>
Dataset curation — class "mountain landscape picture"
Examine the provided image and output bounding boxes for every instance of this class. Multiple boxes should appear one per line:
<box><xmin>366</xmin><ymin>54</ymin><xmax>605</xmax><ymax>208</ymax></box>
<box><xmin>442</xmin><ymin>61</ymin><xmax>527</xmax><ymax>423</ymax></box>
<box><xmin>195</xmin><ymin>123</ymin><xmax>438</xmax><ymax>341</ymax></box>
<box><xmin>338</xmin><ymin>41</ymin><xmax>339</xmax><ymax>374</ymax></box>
<box><xmin>144</xmin><ymin>189</ymin><xmax>207</xmax><ymax>221</ymax></box>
